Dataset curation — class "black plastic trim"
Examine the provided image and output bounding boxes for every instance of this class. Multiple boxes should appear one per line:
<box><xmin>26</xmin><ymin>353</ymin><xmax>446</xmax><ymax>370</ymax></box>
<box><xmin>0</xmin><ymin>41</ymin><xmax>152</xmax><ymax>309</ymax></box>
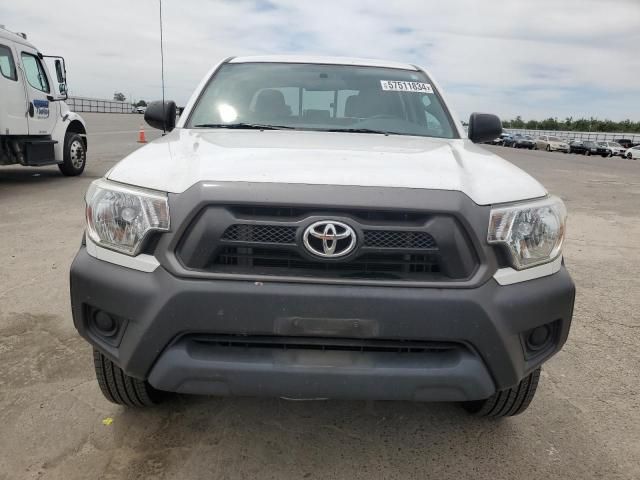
<box><xmin>155</xmin><ymin>182</ymin><xmax>494</xmax><ymax>288</ymax></box>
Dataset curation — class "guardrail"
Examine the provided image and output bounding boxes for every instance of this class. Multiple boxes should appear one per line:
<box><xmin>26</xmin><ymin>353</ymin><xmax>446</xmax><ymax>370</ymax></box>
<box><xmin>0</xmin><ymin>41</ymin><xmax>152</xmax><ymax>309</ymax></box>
<box><xmin>66</xmin><ymin>96</ymin><xmax>133</xmax><ymax>114</ymax></box>
<box><xmin>505</xmin><ymin>129</ymin><xmax>640</xmax><ymax>143</ymax></box>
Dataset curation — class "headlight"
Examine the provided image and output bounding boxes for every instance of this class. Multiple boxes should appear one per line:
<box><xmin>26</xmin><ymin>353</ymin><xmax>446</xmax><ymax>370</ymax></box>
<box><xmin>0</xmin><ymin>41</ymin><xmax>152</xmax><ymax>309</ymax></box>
<box><xmin>86</xmin><ymin>179</ymin><xmax>170</xmax><ymax>255</ymax></box>
<box><xmin>488</xmin><ymin>196</ymin><xmax>566</xmax><ymax>270</ymax></box>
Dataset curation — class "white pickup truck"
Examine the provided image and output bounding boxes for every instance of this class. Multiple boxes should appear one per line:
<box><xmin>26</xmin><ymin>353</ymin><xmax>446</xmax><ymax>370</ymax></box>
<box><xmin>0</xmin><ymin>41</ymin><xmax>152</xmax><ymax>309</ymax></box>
<box><xmin>71</xmin><ymin>56</ymin><xmax>575</xmax><ymax>417</ymax></box>
<box><xmin>0</xmin><ymin>26</ymin><xmax>87</xmax><ymax>175</ymax></box>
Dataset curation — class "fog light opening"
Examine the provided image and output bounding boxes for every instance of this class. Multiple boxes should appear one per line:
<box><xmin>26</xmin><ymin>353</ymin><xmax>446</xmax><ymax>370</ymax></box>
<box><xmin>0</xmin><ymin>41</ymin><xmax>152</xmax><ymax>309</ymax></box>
<box><xmin>93</xmin><ymin>310</ymin><xmax>118</xmax><ymax>337</ymax></box>
<box><xmin>526</xmin><ymin>325</ymin><xmax>551</xmax><ymax>351</ymax></box>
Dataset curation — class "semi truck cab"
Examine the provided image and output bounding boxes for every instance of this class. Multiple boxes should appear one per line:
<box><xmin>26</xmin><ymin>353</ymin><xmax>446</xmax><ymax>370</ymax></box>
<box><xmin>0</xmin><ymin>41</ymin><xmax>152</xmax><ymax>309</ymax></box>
<box><xmin>0</xmin><ymin>26</ymin><xmax>87</xmax><ymax>175</ymax></box>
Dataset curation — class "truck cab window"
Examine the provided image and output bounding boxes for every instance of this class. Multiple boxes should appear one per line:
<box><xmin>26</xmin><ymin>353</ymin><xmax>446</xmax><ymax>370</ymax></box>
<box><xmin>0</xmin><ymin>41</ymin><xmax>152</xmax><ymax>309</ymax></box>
<box><xmin>0</xmin><ymin>44</ymin><xmax>17</xmax><ymax>80</ymax></box>
<box><xmin>21</xmin><ymin>52</ymin><xmax>50</xmax><ymax>93</ymax></box>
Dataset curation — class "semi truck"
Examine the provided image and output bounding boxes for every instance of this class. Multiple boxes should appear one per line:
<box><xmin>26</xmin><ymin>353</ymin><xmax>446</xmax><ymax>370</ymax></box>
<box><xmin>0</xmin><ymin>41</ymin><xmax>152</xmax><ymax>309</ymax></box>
<box><xmin>0</xmin><ymin>26</ymin><xmax>87</xmax><ymax>175</ymax></box>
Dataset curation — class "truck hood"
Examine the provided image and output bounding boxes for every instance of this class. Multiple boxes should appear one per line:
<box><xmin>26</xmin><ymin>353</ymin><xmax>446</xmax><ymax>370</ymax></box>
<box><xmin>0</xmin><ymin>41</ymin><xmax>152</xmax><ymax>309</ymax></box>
<box><xmin>107</xmin><ymin>128</ymin><xmax>547</xmax><ymax>205</ymax></box>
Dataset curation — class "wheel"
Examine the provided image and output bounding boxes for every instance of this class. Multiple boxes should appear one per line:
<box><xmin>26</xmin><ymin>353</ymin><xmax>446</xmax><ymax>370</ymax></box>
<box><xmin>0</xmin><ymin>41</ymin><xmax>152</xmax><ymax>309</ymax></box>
<box><xmin>463</xmin><ymin>367</ymin><xmax>541</xmax><ymax>417</ymax></box>
<box><xmin>93</xmin><ymin>349</ymin><xmax>161</xmax><ymax>407</ymax></box>
<box><xmin>628</xmin><ymin>153</ymin><xmax>633</xmax><ymax>159</ymax></box>
<box><xmin>586</xmin><ymin>150</ymin><xmax>591</xmax><ymax>156</ymax></box>
<box><xmin>545</xmin><ymin>145</ymin><xmax>551</xmax><ymax>152</ymax></box>
<box><xmin>58</xmin><ymin>132</ymin><xmax>86</xmax><ymax>176</ymax></box>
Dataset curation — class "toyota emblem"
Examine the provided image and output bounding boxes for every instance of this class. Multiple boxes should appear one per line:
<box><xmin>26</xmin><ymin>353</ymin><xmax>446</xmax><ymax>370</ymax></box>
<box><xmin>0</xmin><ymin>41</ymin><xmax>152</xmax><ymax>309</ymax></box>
<box><xmin>302</xmin><ymin>220</ymin><xmax>357</xmax><ymax>258</ymax></box>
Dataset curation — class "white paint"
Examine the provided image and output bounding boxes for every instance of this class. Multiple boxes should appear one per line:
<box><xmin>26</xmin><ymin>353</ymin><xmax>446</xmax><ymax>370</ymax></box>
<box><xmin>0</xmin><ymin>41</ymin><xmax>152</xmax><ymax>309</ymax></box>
<box><xmin>229</xmin><ymin>55</ymin><xmax>419</xmax><ymax>71</ymax></box>
<box><xmin>107</xmin><ymin>128</ymin><xmax>547</xmax><ymax>205</ymax></box>
<box><xmin>85</xmin><ymin>236</ymin><xmax>159</xmax><ymax>273</ymax></box>
<box><xmin>493</xmin><ymin>256</ymin><xmax>563</xmax><ymax>285</ymax></box>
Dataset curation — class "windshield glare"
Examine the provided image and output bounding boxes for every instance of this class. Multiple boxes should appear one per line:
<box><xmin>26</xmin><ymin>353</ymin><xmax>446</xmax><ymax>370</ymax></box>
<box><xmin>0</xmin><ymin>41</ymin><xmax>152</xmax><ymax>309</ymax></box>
<box><xmin>187</xmin><ymin>63</ymin><xmax>456</xmax><ymax>139</ymax></box>
<box><xmin>549</xmin><ymin>137</ymin><xmax>562</xmax><ymax>141</ymax></box>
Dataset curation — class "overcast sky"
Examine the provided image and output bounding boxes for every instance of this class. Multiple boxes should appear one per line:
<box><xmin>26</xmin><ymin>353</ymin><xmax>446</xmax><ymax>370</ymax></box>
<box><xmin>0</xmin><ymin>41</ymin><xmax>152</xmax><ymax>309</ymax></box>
<box><xmin>2</xmin><ymin>0</ymin><xmax>639</xmax><ymax>121</ymax></box>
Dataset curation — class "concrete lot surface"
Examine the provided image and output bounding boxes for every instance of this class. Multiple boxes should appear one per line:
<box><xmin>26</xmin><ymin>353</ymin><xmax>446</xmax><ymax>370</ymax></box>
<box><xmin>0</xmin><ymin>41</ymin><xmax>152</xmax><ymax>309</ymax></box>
<box><xmin>0</xmin><ymin>113</ymin><xmax>638</xmax><ymax>479</ymax></box>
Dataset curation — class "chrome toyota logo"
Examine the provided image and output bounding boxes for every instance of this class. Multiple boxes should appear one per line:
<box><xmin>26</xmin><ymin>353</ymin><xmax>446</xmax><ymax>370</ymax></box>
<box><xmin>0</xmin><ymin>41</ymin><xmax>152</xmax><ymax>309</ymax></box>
<box><xmin>303</xmin><ymin>221</ymin><xmax>357</xmax><ymax>258</ymax></box>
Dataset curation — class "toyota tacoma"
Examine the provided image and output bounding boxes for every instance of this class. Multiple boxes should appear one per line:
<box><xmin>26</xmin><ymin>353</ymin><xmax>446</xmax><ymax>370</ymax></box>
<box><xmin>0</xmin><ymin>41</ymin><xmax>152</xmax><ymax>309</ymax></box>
<box><xmin>70</xmin><ymin>56</ymin><xmax>575</xmax><ymax>417</ymax></box>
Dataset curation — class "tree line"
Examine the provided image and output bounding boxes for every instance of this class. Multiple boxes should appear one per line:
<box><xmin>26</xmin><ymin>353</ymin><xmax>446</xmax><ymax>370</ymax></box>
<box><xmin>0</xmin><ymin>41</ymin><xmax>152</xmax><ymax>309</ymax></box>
<box><xmin>502</xmin><ymin>116</ymin><xmax>640</xmax><ymax>133</ymax></box>
<box><xmin>113</xmin><ymin>92</ymin><xmax>147</xmax><ymax>107</ymax></box>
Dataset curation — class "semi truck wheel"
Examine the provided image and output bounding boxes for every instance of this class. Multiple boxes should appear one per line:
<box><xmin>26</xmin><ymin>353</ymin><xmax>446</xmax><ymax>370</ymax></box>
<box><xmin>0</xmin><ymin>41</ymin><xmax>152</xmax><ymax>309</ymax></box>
<box><xmin>58</xmin><ymin>132</ymin><xmax>86</xmax><ymax>176</ymax></box>
<box><xmin>93</xmin><ymin>349</ymin><xmax>161</xmax><ymax>407</ymax></box>
<box><xmin>462</xmin><ymin>367</ymin><xmax>541</xmax><ymax>417</ymax></box>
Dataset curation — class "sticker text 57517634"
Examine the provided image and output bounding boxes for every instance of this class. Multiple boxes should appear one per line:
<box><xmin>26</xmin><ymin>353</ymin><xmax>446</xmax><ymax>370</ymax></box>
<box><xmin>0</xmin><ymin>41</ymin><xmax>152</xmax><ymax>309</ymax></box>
<box><xmin>380</xmin><ymin>80</ymin><xmax>433</xmax><ymax>93</ymax></box>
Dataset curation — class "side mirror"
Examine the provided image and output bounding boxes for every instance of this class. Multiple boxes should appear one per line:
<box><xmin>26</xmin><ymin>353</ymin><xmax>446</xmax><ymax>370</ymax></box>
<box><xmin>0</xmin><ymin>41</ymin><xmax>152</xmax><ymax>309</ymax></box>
<box><xmin>467</xmin><ymin>113</ymin><xmax>502</xmax><ymax>144</ymax></box>
<box><xmin>144</xmin><ymin>100</ymin><xmax>177</xmax><ymax>132</ymax></box>
<box><xmin>54</xmin><ymin>59</ymin><xmax>65</xmax><ymax>83</ymax></box>
<box><xmin>54</xmin><ymin>59</ymin><xmax>68</xmax><ymax>99</ymax></box>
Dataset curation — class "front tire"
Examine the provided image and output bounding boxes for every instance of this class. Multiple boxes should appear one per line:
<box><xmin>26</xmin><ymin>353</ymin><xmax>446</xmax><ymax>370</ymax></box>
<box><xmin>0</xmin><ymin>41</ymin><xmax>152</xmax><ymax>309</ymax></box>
<box><xmin>546</xmin><ymin>145</ymin><xmax>551</xmax><ymax>152</ymax></box>
<box><xmin>93</xmin><ymin>349</ymin><xmax>161</xmax><ymax>407</ymax></box>
<box><xmin>463</xmin><ymin>367</ymin><xmax>541</xmax><ymax>417</ymax></box>
<box><xmin>58</xmin><ymin>132</ymin><xmax>86</xmax><ymax>176</ymax></box>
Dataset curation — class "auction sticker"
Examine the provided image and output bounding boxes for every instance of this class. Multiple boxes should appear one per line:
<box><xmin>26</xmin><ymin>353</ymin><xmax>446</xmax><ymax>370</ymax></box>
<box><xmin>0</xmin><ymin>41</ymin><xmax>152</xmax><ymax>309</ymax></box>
<box><xmin>380</xmin><ymin>80</ymin><xmax>433</xmax><ymax>93</ymax></box>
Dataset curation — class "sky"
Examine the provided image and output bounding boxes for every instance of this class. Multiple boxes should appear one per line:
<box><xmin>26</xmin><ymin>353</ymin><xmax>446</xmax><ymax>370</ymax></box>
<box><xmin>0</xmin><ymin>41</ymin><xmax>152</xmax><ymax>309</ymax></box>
<box><xmin>2</xmin><ymin>0</ymin><xmax>639</xmax><ymax>121</ymax></box>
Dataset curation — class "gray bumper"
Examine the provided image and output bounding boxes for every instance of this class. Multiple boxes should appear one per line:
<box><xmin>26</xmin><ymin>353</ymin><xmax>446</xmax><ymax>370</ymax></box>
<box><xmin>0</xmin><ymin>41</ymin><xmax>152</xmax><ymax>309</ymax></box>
<box><xmin>70</xmin><ymin>248</ymin><xmax>575</xmax><ymax>402</ymax></box>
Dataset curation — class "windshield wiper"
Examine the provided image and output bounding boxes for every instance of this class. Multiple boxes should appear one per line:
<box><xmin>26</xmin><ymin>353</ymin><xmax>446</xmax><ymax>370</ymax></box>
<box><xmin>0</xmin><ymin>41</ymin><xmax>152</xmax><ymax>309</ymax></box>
<box><xmin>325</xmin><ymin>128</ymin><xmax>389</xmax><ymax>135</ymax></box>
<box><xmin>192</xmin><ymin>123</ymin><xmax>295</xmax><ymax>130</ymax></box>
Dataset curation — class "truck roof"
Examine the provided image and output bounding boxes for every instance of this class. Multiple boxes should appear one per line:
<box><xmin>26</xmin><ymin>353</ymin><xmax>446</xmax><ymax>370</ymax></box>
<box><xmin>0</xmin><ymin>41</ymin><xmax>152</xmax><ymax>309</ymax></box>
<box><xmin>0</xmin><ymin>26</ymin><xmax>37</xmax><ymax>50</ymax></box>
<box><xmin>229</xmin><ymin>55</ymin><xmax>419</xmax><ymax>71</ymax></box>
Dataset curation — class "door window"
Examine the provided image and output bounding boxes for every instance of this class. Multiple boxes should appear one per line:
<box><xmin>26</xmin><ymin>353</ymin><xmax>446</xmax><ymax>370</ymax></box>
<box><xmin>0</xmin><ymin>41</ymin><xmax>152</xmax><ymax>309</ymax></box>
<box><xmin>21</xmin><ymin>52</ymin><xmax>50</xmax><ymax>93</ymax></box>
<box><xmin>0</xmin><ymin>44</ymin><xmax>17</xmax><ymax>80</ymax></box>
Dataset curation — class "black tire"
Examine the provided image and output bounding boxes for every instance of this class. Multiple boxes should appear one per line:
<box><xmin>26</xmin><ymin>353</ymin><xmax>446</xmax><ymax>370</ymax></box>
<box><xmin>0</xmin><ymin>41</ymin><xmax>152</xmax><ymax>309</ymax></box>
<box><xmin>628</xmin><ymin>153</ymin><xmax>633</xmax><ymax>159</ymax></box>
<box><xmin>545</xmin><ymin>145</ymin><xmax>551</xmax><ymax>152</ymax></box>
<box><xmin>58</xmin><ymin>132</ymin><xmax>86</xmax><ymax>176</ymax></box>
<box><xmin>463</xmin><ymin>367</ymin><xmax>541</xmax><ymax>417</ymax></box>
<box><xmin>93</xmin><ymin>349</ymin><xmax>161</xmax><ymax>407</ymax></box>
<box><xmin>586</xmin><ymin>150</ymin><xmax>591</xmax><ymax>156</ymax></box>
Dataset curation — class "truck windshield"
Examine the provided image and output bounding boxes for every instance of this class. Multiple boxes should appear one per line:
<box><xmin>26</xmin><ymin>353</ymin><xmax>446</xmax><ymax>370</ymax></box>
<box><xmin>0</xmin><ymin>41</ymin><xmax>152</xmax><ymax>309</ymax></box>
<box><xmin>187</xmin><ymin>62</ymin><xmax>457</xmax><ymax>139</ymax></box>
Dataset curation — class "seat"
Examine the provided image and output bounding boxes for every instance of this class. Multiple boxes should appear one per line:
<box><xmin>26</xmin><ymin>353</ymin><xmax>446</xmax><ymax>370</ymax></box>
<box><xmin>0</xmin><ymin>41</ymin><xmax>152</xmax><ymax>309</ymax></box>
<box><xmin>344</xmin><ymin>91</ymin><xmax>403</xmax><ymax>119</ymax></box>
<box><xmin>253</xmin><ymin>89</ymin><xmax>291</xmax><ymax>119</ymax></box>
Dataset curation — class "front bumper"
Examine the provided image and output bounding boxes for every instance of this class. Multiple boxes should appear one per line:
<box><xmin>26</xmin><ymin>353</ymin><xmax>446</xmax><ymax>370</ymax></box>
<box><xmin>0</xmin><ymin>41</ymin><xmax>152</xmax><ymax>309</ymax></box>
<box><xmin>71</xmin><ymin>248</ymin><xmax>575</xmax><ymax>402</ymax></box>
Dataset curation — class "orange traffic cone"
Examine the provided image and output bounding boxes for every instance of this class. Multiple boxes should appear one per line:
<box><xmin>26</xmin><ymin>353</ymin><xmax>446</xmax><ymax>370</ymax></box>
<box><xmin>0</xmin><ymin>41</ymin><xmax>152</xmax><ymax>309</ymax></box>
<box><xmin>137</xmin><ymin>125</ymin><xmax>147</xmax><ymax>143</ymax></box>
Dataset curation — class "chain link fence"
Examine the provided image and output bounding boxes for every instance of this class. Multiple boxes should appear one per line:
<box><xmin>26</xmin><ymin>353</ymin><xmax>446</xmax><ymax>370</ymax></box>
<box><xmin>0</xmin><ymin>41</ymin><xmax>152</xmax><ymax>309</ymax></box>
<box><xmin>66</xmin><ymin>96</ymin><xmax>133</xmax><ymax>114</ymax></box>
<box><xmin>505</xmin><ymin>129</ymin><xmax>640</xmax><ymax>143</ymax></box>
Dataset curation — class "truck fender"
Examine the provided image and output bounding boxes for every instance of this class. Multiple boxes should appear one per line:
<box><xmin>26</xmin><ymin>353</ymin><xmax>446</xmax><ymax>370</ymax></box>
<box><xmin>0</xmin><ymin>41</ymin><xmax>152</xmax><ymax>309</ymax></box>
<box><xmin>52</xmin><ymin>111</ymin><xmax>87</xmax><ymax>162</ymax></box>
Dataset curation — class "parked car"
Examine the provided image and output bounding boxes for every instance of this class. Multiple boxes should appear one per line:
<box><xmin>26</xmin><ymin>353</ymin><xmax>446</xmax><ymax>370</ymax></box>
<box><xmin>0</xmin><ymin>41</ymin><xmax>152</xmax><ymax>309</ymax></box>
<box><xmin>569</xmin><ymin>140</ymin><xmax>588</xmax><ymax>154</ymax></box>
<box><xmin>582</xmin><ymin>141</ymin><xmax>611</xmax><ymax>157</ymax></box>
<box><xmin>616</xmin><ymin>139</ymin><xmax>638</xmax><ymax>149</ymax></box>
<box><xmin>490</xmin><ymin>133</ymin><xmax>511</xmax><ymax>145</ymax></box>
<box><xmin>71</xmin><ymin>55</ymin><xmax>575</xmax><ymax>417</ymax></box>
<box><xmin>625</xmin><ymin>146</ymin><xmax>640</xmax><ymax>160</ymax></box>
<box><xmin>513</xmin><ymin>134</ymin><xmax>536</xmax><ymax>149</ymax></box>
<box><xmin>603</xmin><ymin>142</ymin><xmax>626</xmax><ymax>157</ymax></box>
<box><xmin>535</xmin><ymin>135</ymin><xmax>569</xmax><ymax>153</ymax></box>
<box><xmin>135</xmin><ymin>106</ymin><xmax>147</xmax><ymax>114</ymax></box>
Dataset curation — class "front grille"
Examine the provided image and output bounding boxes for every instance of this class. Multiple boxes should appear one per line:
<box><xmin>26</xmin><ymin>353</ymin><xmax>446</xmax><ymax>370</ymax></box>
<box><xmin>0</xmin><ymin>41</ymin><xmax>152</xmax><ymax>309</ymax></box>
<box><xmin>222</xmin><ymin>224</ymin><xmax>296</xmax><ymax>244</ymax></box>
<box><xmin>213</xmin><ymin>246</ymin><xmax>440</xmax><ymax>280</ymax></box>
<box><xmin>364</xmin><ymin>230</ymin><xmax>436</xmax><ymax>249</ymax></box>
<box><xmin>175</xmin><ymin>205</ymin><xmax>479</xmax><ymax>283</ymax></box>
<box><xmin>222</xmin><ymin>224</ymin><xmax>437</xmax><ymax>251</ymax></box>
<box><xmin>191</xmin><ymin>334</ymin><xmax>459</xmax><ymax>354</ymax></box>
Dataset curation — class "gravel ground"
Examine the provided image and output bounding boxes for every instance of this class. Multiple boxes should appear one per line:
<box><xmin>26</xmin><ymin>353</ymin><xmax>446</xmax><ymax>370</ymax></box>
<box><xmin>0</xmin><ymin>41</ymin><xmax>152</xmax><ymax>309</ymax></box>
<box><xmin>0</xmin><ymin>114</ymin><xmax>638</xmax><ymax>479</ymax></box>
